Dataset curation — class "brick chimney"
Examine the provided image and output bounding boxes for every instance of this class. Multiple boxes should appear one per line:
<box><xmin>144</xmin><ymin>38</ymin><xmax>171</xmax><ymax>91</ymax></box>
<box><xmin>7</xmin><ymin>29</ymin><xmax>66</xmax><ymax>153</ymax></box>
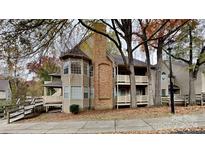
<box><xmin>92</xmin><ymin>23</ymin><xmax>113</xmax><ymax>110</ymax></box>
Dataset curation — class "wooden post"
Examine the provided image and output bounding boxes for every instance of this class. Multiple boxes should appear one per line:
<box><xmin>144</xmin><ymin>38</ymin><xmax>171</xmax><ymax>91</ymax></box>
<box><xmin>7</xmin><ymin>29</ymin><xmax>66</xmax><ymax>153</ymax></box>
<box><xmin>7</xmin><ymin>111</ymin><xmax>10</xmax><ymax>124</ymax></box>
<box><xmin>3</xmin><ymin>106</ymin><xmax>6</xmax><ymax>119</ymax></box>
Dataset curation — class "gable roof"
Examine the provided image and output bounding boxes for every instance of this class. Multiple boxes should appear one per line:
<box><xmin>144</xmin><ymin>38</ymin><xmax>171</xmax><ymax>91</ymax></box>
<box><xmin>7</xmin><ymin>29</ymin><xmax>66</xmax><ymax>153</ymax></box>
<box><xmin>60</xmin><ymin>46</ymin><xmax>91</xmax><ymax>61</ymax></box>
<box><xmin>0</xmin><ymin>80</ymin><xmax>10</xmax><ymax>91</ymax></box>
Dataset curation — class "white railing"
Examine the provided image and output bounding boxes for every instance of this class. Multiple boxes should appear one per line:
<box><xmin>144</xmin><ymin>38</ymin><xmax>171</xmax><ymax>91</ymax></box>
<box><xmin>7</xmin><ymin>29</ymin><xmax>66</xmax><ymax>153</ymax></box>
<box><xmin>117</xmin><ymin>75</ymin><xmax>148</xmax><ymax>84</ymax></box>
<box><xmin>136</xmin><ymin>95</ymin><xmax>149</xmax><ymax>102</ymax></box>
<box><xmin>43</xmin><ymin>96</ymin><xmax>62</xmax><ymax>104</ymax></box>
<box><xmin>135</xmin><ymin>76</ymin><xmax>148</xmax><ymax>83</ymax></box>
<box><xmin>44</xmin><ymin>81</ymin><xmax>52</xmax><ymax>84</ymax></box>
<box><xmin>117</xmin><ymin>95</ymin><xmax>130</xmax><ymax>102</ymax></box>
<box><xmin>117</xmin><ymin>95</ymin><xmax>148</xmax><ymax>103</ymax></box>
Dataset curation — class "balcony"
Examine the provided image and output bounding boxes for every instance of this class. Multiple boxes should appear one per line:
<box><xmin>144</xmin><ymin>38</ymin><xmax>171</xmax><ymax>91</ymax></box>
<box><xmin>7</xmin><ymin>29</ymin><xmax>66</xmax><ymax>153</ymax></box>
<box><xmin>116</xmin><ymin>95</ymin><xmax>149</xmax><ymax>108</ymax></box>
<box><xmin>117</xmin><ymin>95</ymin><xmax>148</xmax><ymax>103</ymax></box>
<box><xmin>43</xmin><ymin>96</ymin><xmax>63</xmax><ymax>107</ymax></box>
<box><xmin>117</xmin><ymin>75</ymin><xmax>148</xmax><ymax>85</ymax></box>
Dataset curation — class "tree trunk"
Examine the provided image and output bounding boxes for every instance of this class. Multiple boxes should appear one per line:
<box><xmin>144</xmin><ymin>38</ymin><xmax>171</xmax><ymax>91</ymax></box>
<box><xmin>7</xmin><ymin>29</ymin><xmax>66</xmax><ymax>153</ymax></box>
<box><xmin>188</xmin><ymin>24</ymin><xmax>196</xmax><ymax>105</ymax></box>
<box><xmin>128</xmin><ymin>47</ymin><xmax>136</xmax><ymax>108</ymax></box>
<box><xmin>144</xmin><ymin>44</ymin><xmax>154</xmax><ymax>105</ymax></box>
<box><xmin>189</xmin><ymin>71</ymin><xmax>196</xmax><ymax>105</ymax></box>
<box><xmin>155</xmin><ymin>39</ymin><xmax>164</xmax><ymax>106</ymax></box>
<box><xmin>125</xmin><ymin>19</ymin><xmax>137</xmax><ymax>108</ymax></box>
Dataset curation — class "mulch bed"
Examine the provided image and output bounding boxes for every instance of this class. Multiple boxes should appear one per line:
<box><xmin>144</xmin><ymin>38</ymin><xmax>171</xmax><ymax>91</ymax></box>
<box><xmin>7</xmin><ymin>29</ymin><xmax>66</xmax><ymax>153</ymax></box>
<box><xmin>19</xmin><ymin>105</ymin><xmax>205</xmax><ymax>123</ymax></box>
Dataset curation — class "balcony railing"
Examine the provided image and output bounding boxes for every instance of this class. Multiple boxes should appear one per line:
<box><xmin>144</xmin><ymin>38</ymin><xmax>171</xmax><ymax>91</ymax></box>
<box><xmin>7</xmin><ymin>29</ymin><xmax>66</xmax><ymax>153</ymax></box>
<box><xmin>117</xmin><ymin>75</ymin><xmax>148</xmax><ymax>84</ymax></box>
<box><xmin>43</xmin><ymin>96</ymin><xmax>63</xmax><ymax>105</ymax></box>
<box><xmin>117</xmin><ymin>95</ymin><xmax>148</xmax><ymax>103</ymax></box>
<box><xmin>44</xmin><ymin>81</ymin><xmax>52</xmax><ymax>84</ymax></box>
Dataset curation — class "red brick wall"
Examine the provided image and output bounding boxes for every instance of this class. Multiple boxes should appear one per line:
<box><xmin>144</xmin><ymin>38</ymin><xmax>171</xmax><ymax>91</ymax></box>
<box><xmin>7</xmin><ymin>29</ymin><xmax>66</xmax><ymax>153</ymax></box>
<box><xmin>92</xmin><ymin>23</ymin><xmax>113</xmax><ymax>110</ymax></box>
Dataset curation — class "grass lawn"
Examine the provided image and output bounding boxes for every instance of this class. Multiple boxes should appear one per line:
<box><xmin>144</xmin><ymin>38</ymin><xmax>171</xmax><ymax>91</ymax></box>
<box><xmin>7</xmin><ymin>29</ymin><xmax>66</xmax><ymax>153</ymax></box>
<box><xmin>19</xmin><ymin>105</ymin><xmax>205</xmax><ymax>123</ymax></box>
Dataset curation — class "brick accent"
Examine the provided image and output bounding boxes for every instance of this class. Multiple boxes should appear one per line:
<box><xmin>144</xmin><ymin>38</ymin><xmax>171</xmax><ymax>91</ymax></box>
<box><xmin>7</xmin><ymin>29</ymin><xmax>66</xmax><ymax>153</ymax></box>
<box><xmin>92</xmin><ymin>23</ymin><xmax>113</xmax><ymax>110</ymax></box>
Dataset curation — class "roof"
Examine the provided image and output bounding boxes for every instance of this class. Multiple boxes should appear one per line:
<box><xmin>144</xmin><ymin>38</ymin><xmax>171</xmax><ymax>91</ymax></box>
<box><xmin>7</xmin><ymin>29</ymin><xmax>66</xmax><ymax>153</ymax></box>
<box><xmin>48</xmin><ymin>73</ymin><xmax>61</xmax><ymax>77</ymax></box>
<box><xmin>0</xmin><ymin>80</ymin><xmax>10</xmax><ymax>91</ymax></box>
<box><xmin>44</xmin><ymin>81</ymin><xmax>62</xmax><ymax>88</ymax></box>
<box><xmin>163</xmin><ymin>60</ymin><xmax>205</xmax><ymax>72</ymax></box>
<box><xmin>112</xmin><ymin>55</ymin><xmax>155</xmax><ymax>68</ymax></box>
<box><xmin>60</xmin><ymin>46</ymin><xmax>91</xmax><ymax>61</ymax></box>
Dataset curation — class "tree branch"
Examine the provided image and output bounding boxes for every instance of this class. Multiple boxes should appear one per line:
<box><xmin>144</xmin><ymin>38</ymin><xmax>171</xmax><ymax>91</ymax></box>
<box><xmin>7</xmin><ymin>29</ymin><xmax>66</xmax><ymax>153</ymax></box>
<box><xmin>79</xmin><ymin>19</ymin><xmax>121</xmax><ymax>51</ymax></box>
<box><xmin>132</xmin><ymin>20</ymin><xmax>170</xmax><ymax>52</ymax></box>
<box><xmin>163</xmin><ymin>48</ymin><xmax>190</xmax><ymax>64</ymax></box>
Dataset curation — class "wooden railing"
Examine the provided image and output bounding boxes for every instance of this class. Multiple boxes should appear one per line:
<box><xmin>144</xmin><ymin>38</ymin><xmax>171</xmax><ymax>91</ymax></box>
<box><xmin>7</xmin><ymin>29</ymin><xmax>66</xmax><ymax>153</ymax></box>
<box><xmin>116</xmin><ymin>95</ymin><xmax>149</xmax><ymax>109</ymax></box>
<box><xmin>117</xmin><ymin>75</ymin><xmax>148</xmax><ymax>84</ymax></box>
<box><xmin>117</xmin><ymin>95</ymin><xmax>148</xmax><ymax>103</ymax></box>
<box><xmin>7</xmin><ymin>97</ymin><xmax>44</xmax><ymax>124</ymax></box>
<box><xmin>43</xmin><ymin>96</ymin><xmax>62</xmax><ymax>106</ymax></box>
<box><xmin>136</xmin><ymin>95</ymin><xmax>149</xmax><ymax>102</ymax></box>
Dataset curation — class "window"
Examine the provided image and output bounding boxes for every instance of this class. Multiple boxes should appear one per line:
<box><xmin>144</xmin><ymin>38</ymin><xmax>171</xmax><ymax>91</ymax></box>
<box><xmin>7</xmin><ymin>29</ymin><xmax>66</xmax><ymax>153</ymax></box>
<box><xmin>161</xmin><ymin>89</ymin><xmax>166</xmax><ymax>97</ymax></box>
<box><xmin>71</xmin><ymin>61</ymin><xmax>81</xmax><ymax>74</ymax></box>
<box><xmin>63</xmin><ymin>62</ymin><xmax>69</xmax><ymax>74</ymax></box>
<box><xmin>84</xmin><ymin>62</ymin><xmax>88</xmax><ymax>76</ymax></box>
<box><xmin>90</xmin><ymin>65</ymin><xmax>93</xmax><ymax>77</ymax></box>
<box><xmin>64</xmin><ymin>86</ymin><xmax>69</xmax><ymax>99</ymax></box>
<box><xmin>84</xmin><ymin>87</ymin><xmax>89</xmax><ymax>99</ymax></box>
<box><xmin>161</xmin><ymin>72</ymin><xmax>166</xmax><ymax>80</ymax></box>
<box><xmin>71</xmin><ymin>86</ymin><xmax>82</xmax><ymax>99</ymax></box>
<box><xmin>90</xmin><ymin>88</ymin><xmax>94</xmax><ymax>98</ymax></box>
<box><xmin>168</xmin><ymin>85</ymin><xmax>180</xmax><ymax>94</ymax></box>
<box><xmin>174</xmin><ymin>89</ymin><xmax>180</xmax><ymax>94</ymax></box>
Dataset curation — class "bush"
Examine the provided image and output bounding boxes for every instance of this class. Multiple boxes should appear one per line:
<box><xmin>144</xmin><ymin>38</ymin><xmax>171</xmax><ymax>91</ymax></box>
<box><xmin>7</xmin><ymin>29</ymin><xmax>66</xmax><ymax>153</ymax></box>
<box><xmin>70</xmin><ymin>104</ymin><xmax>79</xmax><ymax>114</ymax></box>
<box><xmin>0</xmin><ymin>107</ymin><xmax>3</xmax><ymax>113</ymax></box>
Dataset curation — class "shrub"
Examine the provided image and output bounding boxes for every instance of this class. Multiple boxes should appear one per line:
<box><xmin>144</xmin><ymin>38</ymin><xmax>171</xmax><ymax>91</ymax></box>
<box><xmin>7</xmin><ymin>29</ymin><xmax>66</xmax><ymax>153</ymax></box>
<box><xmin>70</xmin><ymin>104</ymin><xmax>79</xmax><ymax>114</ymax></box>
<box><xmin>0</xmin><ymin>107</ymin><xmax>3</xmax><ymax>113</ymax></box>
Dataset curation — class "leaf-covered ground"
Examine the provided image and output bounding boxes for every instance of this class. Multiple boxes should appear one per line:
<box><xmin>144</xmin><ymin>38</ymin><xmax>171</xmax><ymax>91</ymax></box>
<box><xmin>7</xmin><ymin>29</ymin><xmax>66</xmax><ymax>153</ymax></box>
<box><xmin>114</xmin><ymin>127</ymin><xmax>205</xmax><ymax>134</ymax></box>
<box><xmin>19</xmin><ymin>105</ymin><xmax>205</xmax><ymax>123</ymax></box>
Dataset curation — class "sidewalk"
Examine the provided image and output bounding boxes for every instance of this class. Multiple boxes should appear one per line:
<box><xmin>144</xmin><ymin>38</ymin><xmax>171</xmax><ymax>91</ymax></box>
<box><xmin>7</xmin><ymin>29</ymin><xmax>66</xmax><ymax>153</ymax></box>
<box><xmin>1</xmin><ymin>112</ymin><xmax>205</xmax><ymax>134</ymax></box>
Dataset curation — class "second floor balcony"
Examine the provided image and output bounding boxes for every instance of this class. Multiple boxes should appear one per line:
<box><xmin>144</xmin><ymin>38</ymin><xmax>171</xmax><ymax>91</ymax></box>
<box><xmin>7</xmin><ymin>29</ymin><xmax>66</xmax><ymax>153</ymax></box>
<box><xmin>117</xmin><ymin>75</ymin><xmax>148</xmax><ymax>85</ymax></box>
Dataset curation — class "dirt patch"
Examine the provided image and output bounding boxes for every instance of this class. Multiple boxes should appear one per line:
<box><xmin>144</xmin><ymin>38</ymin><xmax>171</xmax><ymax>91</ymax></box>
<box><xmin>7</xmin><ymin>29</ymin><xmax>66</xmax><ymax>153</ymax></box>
<box><xmin>18</xmin><ymin>105</ymin><xmax>205</xmax><ymax>123</ymax></box>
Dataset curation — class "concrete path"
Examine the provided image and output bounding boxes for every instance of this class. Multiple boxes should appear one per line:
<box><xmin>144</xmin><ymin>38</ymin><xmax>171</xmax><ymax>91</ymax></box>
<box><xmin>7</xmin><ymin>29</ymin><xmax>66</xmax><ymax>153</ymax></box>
<box><xmin>1</xmin><ymin>113</ymin><xmax>205</xmax><ymax>134</ymax></box>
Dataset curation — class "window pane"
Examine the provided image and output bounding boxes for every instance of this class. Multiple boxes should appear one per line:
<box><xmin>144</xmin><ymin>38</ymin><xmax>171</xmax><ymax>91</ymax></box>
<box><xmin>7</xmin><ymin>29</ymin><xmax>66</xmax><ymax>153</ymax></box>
<box><xmin>161</xmin><ymin>89</ymin><xmax>166</xmax><ymax>97</ymax></box>
<box><xmin>84</xmin><ymin>87</ymin><xmax>89</xmax><ymax>99</ymax></box>
<box><xmin>71</xmin><ymin>86</ymin><xmax>82</xmax><ymax>99</ymax></box>
<box><xmin>64</xmin><ymin>62</ymin><xmax>69</xmax><ymax>74</ymax></box>
<box><xmin>90</xmin><ymin>65</ymin><xmax>93</xmax><ymax>76</ymax></box>
<box><xmin>64</xmin><ymin>86</ymin><xmax>69</xmax><ymax>99</ymax></box>
<box><xmin>84</xmin><ymin>62</ymin><xmax>88</xmax><ymax>75</ymax></box>
<box><xmin>90</xmin><ymin>88</ymin><xmax>94</xmax><ymax>98</ymax></box>
<box><xmin>71</xmin><ymin>61</ymin><xmax>81</xmax><ymax>74</ymax></box>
